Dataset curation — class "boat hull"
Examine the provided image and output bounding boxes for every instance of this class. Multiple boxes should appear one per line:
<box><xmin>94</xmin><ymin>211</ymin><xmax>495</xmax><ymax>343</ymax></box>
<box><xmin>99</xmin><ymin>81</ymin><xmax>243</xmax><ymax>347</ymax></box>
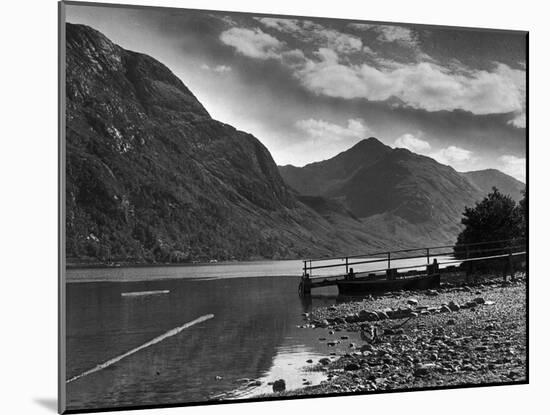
<box><xmin>336</xmin><ymin>274</ymin><xmax>440</xmax><ymax>295</ymax></box>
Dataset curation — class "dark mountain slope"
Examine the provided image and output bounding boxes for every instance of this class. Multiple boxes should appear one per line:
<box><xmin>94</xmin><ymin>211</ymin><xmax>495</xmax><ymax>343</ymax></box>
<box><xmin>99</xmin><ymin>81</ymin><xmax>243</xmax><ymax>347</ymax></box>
<box><xmin>331</xmin><ymin>149</ymin><xmax>481</xmax><ymax>223</ymax></box>
<box><xmin>279</xmin><ymin>138</ymin><xmax>391</xmax><ymax>195</ymax></box>
<box><xmin>462</xmin><ymin>169</ymin><xmax>525</xmax><ymax>201</ymax></box>
<box><xmin>65</xmin><ymin>23</ymin><xmax>380</xmax><ymax>263</ymax></box>
<box><xmin>279</xmin><ymin>140</ymin><xmax>509</xmax><ymax>246</ymax></box>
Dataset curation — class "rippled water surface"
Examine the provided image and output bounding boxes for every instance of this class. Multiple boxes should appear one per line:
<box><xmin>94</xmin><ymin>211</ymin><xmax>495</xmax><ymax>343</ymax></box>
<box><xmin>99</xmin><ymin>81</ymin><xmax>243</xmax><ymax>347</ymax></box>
<box><xmin>66</xmin><ymin>257</ymin><xmax>450</xmax><ymax>410</ymax></box>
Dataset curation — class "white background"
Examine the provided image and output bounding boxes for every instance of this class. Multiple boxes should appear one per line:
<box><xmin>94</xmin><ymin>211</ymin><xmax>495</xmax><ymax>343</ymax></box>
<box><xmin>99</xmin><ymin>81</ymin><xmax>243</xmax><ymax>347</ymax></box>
<box><xmin>0</xmin><ymin>0</ymin><xmax>546</xmax><ymax>414</ymax></box>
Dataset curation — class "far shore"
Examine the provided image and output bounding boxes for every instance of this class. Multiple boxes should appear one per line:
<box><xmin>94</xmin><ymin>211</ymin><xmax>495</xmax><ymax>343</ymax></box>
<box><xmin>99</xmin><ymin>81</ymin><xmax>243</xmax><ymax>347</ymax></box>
<box><xmin>65</xmin><ymin>257</ymin><xmax>303</xmax><ymax>270</ymax></box>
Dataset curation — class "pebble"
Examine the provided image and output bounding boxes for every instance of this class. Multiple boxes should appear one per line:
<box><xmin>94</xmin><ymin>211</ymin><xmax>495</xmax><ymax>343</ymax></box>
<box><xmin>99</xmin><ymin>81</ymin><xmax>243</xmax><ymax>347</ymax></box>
<box><xmin>414</xmin><ymin>363</ymin><xmax>436</xmax><ymax>377</ymax></box>
<box><xmin>272</xmin><ymin>379</ymin><xmax>286</xmax><ymax>392</ymax></box>
<box><xmin>440</xmin><ymin>305</ymin><xmax>452</xmax><ymax>313</ymax></box>
<box><xmin>319</xmin><ymin>358</ymin><xmax>331</xmax><ymax>365</ymax></box>
<box><xmin>360</xmin><ymin>344</ymin><xmax>373</xmax><ymax>352</ymax></box>
<box><xmin>377</xmin><ymin>311</ymin><xmax>389</xmax><ymax>320</ymax></box>
<box><xmin>344</xmin><ymin>363</ymin><xmax>361</xmax><ymax>371</ymax></box>
<box><xmin>359</xmin><ymin>310</ymin><xmax>379</xmax><ymax>322</ymax></box>
<box><xmin>448</xmin><ymin>301</ymin><xmax>461</xmax><ymax>311</ymax></box>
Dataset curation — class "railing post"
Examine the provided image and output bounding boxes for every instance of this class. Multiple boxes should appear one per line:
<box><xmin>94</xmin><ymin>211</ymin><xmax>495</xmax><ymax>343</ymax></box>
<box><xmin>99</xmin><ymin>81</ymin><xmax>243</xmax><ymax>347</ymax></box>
<box><xmin>509</xmin><ymin>248</ymin><xmax>514</xmax><ymax>282</ymax></box>
<box><xmin>426</xmin><ymin>248</ymin><xmax>430</xmax><ymax>265</ymax></box>
<box><xmin>345</xmin><ymin>257</ymin><xmax>349</xmax><ymax>275</ymax></box>
<box><xmin>299</xmin><ymin>260</ymin><xmax>312</xmax><ymax>297</ymax></box>
<box><xmin>387</xmin><ymin>252</ymin><xmax>391</xmax><ymax>269</ymax></box>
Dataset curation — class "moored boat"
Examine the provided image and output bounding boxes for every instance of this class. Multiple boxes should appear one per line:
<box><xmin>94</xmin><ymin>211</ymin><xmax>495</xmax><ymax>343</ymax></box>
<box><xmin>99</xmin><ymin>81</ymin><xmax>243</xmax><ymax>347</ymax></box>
<box><xmin>336</xmin><ymin>273</ymin><xmax>440</xmax><ymax>295</ymax></box>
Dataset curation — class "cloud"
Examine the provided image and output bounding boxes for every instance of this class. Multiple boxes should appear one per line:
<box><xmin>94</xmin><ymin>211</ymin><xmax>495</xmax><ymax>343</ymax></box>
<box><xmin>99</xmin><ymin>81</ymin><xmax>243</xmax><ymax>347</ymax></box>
<box><xmin>255</xmin><ymin>17</ymin><xmax>303</xmax><ymax>33</ymax></box>
<box><xmin>220</xmin><ymin>22</ymin><xmax>525</xmax><ymax>118</ymax></box>
<box><xmin>220</xmin><ymin>27</ymin><xmax>284</xmax><ymax>59</ymax></box>
<box><xmin>431</xmin><ymin>145</ymin><xmax>473</xmax><ymax>167</ymax></box>
<box><xmin>320</xmin><ymin>29</ymin><xmax>363</xmax><ymax>54</ymax></box>
<box><xmin>200</xmin><ymin>64</ymin><xmax>232</xmax><ymax>73</ymax></box>
<box><xmin>347</xmin><ymin>23</ymin><xmax>373</xmax><ymax>31</ymax></box>
<box><xmin>508</xmin><ymin>111</ymin><xmax>526</xmax><ymax>128</ymax></box>
<box><xmin>499</xmin><ymin>155</ymin><xmax>526</xmax><ymax>182</ymax></box>
<box><xmin>213</xmin><ymin>65</ymin><xmax>231</xmax><ymax>73</ymax></box>
<box><xmin>374</xmin><ymin>25</ymin><xmax>419</xmax><ymax>47</ymax></box>
<box><xmin>347</xmin><ymin>23</ymin><xmax>419</xmax><ymax>48</ymax></box>
<box><xmin>296</xmin><ymin>54</ymin><xmax>525</xmax><ymax>115</ymax></box>
<box><xmin>296</xmin><ymin>118</ymin><xmax>370</xmax><ymax>141</ymax></box>
<box><xmin>394</xmin><ymin>133</ymin><xmax>431</xmax><ymax>153</ymax></box>
<box><xmin>394</xmin><ymin>135</ymin><xmax>477</xmax><ymax>172</ymax></box>
<box><xmin>280</xmin><ymin>49</ymin><xmax>308</xmax><ymax>66</ymax></box>
<box><xmin>255</xmin><ymin>18</ymin><xmax>363</xmax><ymax>54</ymax></box>
<box><xmin>286</xmin><ymin>118</ymin><xmax>372</xmax><ymax>164</ymax></box>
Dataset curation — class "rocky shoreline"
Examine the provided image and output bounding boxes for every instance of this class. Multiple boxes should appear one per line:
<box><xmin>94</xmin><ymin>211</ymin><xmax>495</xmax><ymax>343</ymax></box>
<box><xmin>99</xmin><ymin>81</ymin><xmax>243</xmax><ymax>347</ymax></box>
<box><xmin>265</xmin><ymin>273</ymin><xmax>527</xmax><ymax>397</ymax></box>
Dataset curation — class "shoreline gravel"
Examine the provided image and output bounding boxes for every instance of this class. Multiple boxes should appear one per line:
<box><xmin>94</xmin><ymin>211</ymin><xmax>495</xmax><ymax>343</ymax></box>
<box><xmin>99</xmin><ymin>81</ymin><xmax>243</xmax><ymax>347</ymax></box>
<box><xmin>264</xmin><ymin>273</ymin><xmax>527</xmax><ymax>397</ymax></box>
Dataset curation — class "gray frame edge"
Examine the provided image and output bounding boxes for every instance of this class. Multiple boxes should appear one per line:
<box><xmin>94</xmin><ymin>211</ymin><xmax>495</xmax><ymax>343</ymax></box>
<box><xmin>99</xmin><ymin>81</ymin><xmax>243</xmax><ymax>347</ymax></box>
<box><xmin>58</xmin><ymin>1</ymin><xmax>67</xmax><ymax>413</ymax></box>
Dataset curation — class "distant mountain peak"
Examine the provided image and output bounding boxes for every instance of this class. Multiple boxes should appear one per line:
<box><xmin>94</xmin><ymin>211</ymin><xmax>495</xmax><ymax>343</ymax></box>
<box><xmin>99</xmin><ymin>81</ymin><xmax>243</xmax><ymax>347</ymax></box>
<box><xmin>349</xmin><ymin>136</ymin><xmax>388</xmax><ymax>150</ymax></box>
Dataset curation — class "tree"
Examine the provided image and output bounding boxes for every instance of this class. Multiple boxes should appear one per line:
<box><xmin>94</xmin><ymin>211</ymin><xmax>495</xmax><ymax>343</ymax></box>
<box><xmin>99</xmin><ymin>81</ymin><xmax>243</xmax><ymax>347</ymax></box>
<box><xmin>517</xmin><ymin>189</ymin><xmax>527</xmax><ymax>240</ymax></box>
<box><xmin>454</xmin><ymin>187</ymin><xmax>522</xmax><ymax>259</ymax></box>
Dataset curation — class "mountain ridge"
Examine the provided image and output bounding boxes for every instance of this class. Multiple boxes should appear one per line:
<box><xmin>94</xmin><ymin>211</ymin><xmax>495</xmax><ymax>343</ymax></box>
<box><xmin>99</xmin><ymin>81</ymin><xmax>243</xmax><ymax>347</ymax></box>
<box><xmin>279</xmin><ymin>138</ymin><xmax>524</xmax><ymax>202</ymax></box>
<box><xmin>65</xmin><ymin>23</ymin><xmax>523</xmax><ymax>265</ymax></box>
<box><xmin>65</xmin><ymin>23</ymin><xmax>385</xmax><ymax>264</ymax></box>
<box><xmin>462</xmin><ymin>168</ymin><xmax>525</xmax><ymax>201</ymax></box>
<box><xmin>279</xmin><ymin>139</ymin><xmax>525</xmax><ymax>249</ymax></box>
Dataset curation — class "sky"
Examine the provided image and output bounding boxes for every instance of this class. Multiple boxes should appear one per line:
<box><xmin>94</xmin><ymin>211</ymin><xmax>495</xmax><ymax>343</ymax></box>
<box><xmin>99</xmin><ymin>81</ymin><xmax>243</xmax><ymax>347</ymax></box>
<box><xmin>66</xmin><ymin>4</ymin><xmax>527</xmax><ymax>182</ymax></box>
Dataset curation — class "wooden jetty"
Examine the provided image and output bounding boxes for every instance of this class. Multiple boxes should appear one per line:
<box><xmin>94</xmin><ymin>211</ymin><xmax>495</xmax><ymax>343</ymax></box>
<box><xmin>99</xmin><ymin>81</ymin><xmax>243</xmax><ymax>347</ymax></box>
<box><xmin>298</xmin><ymin>239</ymin><xmax>526</xmax><ymax>296</ymax></box>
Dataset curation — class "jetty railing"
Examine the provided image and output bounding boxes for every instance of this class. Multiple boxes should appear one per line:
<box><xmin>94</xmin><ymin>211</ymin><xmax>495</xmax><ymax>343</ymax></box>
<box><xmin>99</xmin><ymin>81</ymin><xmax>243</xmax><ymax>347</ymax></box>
<box><xmin>302</xmin><ymin>238</ymin><xmax>527</xmax><ymax>280</ymax></box>
<box><xmin>298</xmin><ymin>239</ymin><xmax>526</xmax><ymax>296</ymax></box>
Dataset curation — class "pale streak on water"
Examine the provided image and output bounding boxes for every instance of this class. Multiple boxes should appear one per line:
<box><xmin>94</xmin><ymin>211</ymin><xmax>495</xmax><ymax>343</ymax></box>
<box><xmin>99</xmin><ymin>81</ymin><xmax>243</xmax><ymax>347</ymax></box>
<box><xmin>67</xmin><ymin>314</ymin><xmax>214</xmax><ymax>384</ymax></box>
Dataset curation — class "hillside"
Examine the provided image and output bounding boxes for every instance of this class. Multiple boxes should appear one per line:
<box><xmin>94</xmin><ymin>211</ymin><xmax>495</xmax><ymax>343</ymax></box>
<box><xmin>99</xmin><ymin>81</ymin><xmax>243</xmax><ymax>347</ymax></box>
<box><xmin>64</xmin><ymin>23</ymin><xmax>387</xmax><ymax>264</ymax></box>
<box><xmin>279</xmin><ymin>140</ymin><xmax>522</xmax><ymax>247</ymax></box>
<box><xmin>65</xmin><ymin>23</ymin><xmax>523</xmax><ymax>265</ymax></box>
<box><xmin>279</xmin><ymin>138</ymin><xmax>391</xmax><ymax>195</ymax></box>
<box><xmin>462</xmin><ymin>169</ymin><xmax>525</xmax><ymax>201</ymax></box>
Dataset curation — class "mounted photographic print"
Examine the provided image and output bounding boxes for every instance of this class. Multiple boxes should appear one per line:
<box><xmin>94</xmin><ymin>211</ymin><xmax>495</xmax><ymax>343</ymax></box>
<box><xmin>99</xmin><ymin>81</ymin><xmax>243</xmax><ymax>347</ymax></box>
<box><xmin>58</xmin><ymin>1</ymin><xmax>528</xmax><ymax>413</ymax></box>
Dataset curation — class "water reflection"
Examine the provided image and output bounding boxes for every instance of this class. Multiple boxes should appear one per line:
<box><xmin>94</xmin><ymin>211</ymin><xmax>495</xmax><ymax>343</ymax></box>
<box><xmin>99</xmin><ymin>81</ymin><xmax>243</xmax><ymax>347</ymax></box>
<box><xmin>66</xmin><ymin>275</ymin><xmax>356</xmax><ymax>411</ymax></box>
